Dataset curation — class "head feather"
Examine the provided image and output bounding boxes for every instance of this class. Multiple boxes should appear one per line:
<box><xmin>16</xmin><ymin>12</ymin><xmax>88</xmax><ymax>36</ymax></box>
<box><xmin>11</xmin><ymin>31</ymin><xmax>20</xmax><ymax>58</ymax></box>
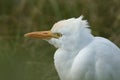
<box><xmin>77</xmin><ymin>15</ymin><xmax>89</xmax><ymax>28</ymax></box>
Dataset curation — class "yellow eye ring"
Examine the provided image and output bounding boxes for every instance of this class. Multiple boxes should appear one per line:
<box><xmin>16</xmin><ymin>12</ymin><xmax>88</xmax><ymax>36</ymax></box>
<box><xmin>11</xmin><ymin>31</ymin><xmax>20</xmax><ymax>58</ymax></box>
<box><xmin>53</xmin><ymin>33</ymin><xmax>62</xmax><ymax>38</ymax></box>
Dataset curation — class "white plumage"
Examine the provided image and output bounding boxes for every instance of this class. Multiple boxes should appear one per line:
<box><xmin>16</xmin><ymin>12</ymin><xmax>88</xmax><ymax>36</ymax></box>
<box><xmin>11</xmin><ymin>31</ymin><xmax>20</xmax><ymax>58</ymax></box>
<box><xmin>25</xmin><ymin>16</ymin><xmax>120</xmax><ymax>80</ymax></box>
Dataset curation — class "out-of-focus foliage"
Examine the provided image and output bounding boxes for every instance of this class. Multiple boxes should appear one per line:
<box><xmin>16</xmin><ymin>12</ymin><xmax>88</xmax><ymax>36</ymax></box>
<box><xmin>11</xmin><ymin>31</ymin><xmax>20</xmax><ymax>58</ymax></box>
<box><xmin>0</xmin><ymin>0</ymin><xmax>120</xmax><ymax>80</ymax></box>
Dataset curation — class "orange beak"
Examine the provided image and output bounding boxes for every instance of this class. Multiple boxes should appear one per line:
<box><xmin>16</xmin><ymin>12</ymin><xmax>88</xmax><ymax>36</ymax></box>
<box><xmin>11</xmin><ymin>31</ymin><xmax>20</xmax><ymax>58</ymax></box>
<box><xmin>24</xmin><ymin>31</ymin><xmax>59</xmax><ymax>39</ymax></box>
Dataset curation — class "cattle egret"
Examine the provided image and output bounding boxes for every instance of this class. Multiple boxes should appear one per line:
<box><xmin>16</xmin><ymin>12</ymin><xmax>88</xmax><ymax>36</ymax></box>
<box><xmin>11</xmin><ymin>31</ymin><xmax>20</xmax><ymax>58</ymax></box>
<box><xmin>24</xmin><ymin>16</ymin><xmax>120</xmax><ymax>80</ymax></box>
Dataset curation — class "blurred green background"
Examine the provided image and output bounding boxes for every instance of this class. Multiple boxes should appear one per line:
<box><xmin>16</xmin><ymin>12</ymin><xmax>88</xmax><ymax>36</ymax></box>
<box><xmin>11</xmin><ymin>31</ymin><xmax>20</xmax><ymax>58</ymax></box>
<box><xmin>0</xmin><ymin>0</ymin><xmax>120</xmax><ymax>80</ymax></box>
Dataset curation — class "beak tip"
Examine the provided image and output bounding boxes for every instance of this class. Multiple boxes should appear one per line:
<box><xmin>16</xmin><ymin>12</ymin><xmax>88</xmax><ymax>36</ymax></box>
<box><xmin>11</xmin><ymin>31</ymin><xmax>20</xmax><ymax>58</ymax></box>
<box><xmin>24</xmin><ymin>33</ymin><xmax>29</xmax><ymax>37</ymax></box>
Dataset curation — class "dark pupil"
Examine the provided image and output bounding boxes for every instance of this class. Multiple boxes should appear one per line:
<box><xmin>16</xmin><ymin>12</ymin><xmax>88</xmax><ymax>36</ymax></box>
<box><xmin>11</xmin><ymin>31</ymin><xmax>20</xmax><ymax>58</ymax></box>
<box><xmin>56</xmin><ymin>33</ymin><xmax>62</xmax><ymax>37</ymax></box>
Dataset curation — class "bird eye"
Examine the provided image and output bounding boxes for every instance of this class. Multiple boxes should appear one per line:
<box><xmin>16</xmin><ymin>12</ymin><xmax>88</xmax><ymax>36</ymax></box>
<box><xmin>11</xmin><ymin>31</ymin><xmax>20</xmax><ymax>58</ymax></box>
<box><xmin>54</xmin><ymin>33</ymin><xmax>62</xmax><ymax>38</ymax></box>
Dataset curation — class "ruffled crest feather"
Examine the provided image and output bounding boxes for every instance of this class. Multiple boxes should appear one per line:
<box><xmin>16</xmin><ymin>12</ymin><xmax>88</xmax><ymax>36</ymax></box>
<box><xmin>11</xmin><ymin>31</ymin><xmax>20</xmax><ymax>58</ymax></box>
<box><xmin>77</xmin><ymin>15</ymin><xmax>89</xmax><ymax>28</ymax></box>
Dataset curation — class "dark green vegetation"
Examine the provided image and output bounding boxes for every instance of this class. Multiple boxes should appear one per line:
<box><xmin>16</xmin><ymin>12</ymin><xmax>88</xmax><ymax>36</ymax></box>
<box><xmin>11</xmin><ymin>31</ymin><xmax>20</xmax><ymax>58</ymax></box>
<box><xmin>0</xmin><ymin>0</ymin><xmax>120</xmax><ymax>80</ymax></box>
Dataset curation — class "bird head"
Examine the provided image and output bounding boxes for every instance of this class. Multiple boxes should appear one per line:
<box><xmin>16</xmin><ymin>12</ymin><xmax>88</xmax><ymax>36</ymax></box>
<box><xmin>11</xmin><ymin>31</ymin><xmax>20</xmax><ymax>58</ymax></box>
<box><xmin>24</xmin><ymin>16</ymin><xmax>92</xmax><ymax>51</ymax></box>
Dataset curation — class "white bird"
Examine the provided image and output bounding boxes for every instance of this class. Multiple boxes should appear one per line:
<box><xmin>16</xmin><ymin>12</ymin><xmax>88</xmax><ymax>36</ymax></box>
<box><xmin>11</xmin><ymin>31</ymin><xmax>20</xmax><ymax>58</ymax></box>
<box><xmin>24</xmin><ymin>16</ymin><xmax>120</xmax><ymax>80</ymax></box>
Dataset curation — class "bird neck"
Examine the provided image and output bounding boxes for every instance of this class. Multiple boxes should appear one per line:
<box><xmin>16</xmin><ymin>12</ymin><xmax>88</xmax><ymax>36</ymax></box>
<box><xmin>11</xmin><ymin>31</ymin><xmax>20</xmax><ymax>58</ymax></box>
<box><xmin>63</xmin><ymin>33</ymin><xmax>94</xmax><ymax>53</ymax></box>
<box><xmin>54</xmin><ymin>33</ymin><xmax>94</xmax><ymax>80</ymax></box>
<box><xmin>76</xmin><ymin>33</ymin><xmax>94</xmax><ymax>51</ymax></box>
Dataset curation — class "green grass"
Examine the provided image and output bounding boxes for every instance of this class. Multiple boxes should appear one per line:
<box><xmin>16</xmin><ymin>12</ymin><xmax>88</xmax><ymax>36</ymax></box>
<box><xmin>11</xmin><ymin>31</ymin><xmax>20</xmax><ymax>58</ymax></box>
<box><xmin>0</xmin><ymin>0</ymin><xmax>120</xmax><ymax>80</ymax></box>
<box><xmin>0</xmin><ymin>38</ymin><xmax>59</xmax><ymax>80</ymax></box>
